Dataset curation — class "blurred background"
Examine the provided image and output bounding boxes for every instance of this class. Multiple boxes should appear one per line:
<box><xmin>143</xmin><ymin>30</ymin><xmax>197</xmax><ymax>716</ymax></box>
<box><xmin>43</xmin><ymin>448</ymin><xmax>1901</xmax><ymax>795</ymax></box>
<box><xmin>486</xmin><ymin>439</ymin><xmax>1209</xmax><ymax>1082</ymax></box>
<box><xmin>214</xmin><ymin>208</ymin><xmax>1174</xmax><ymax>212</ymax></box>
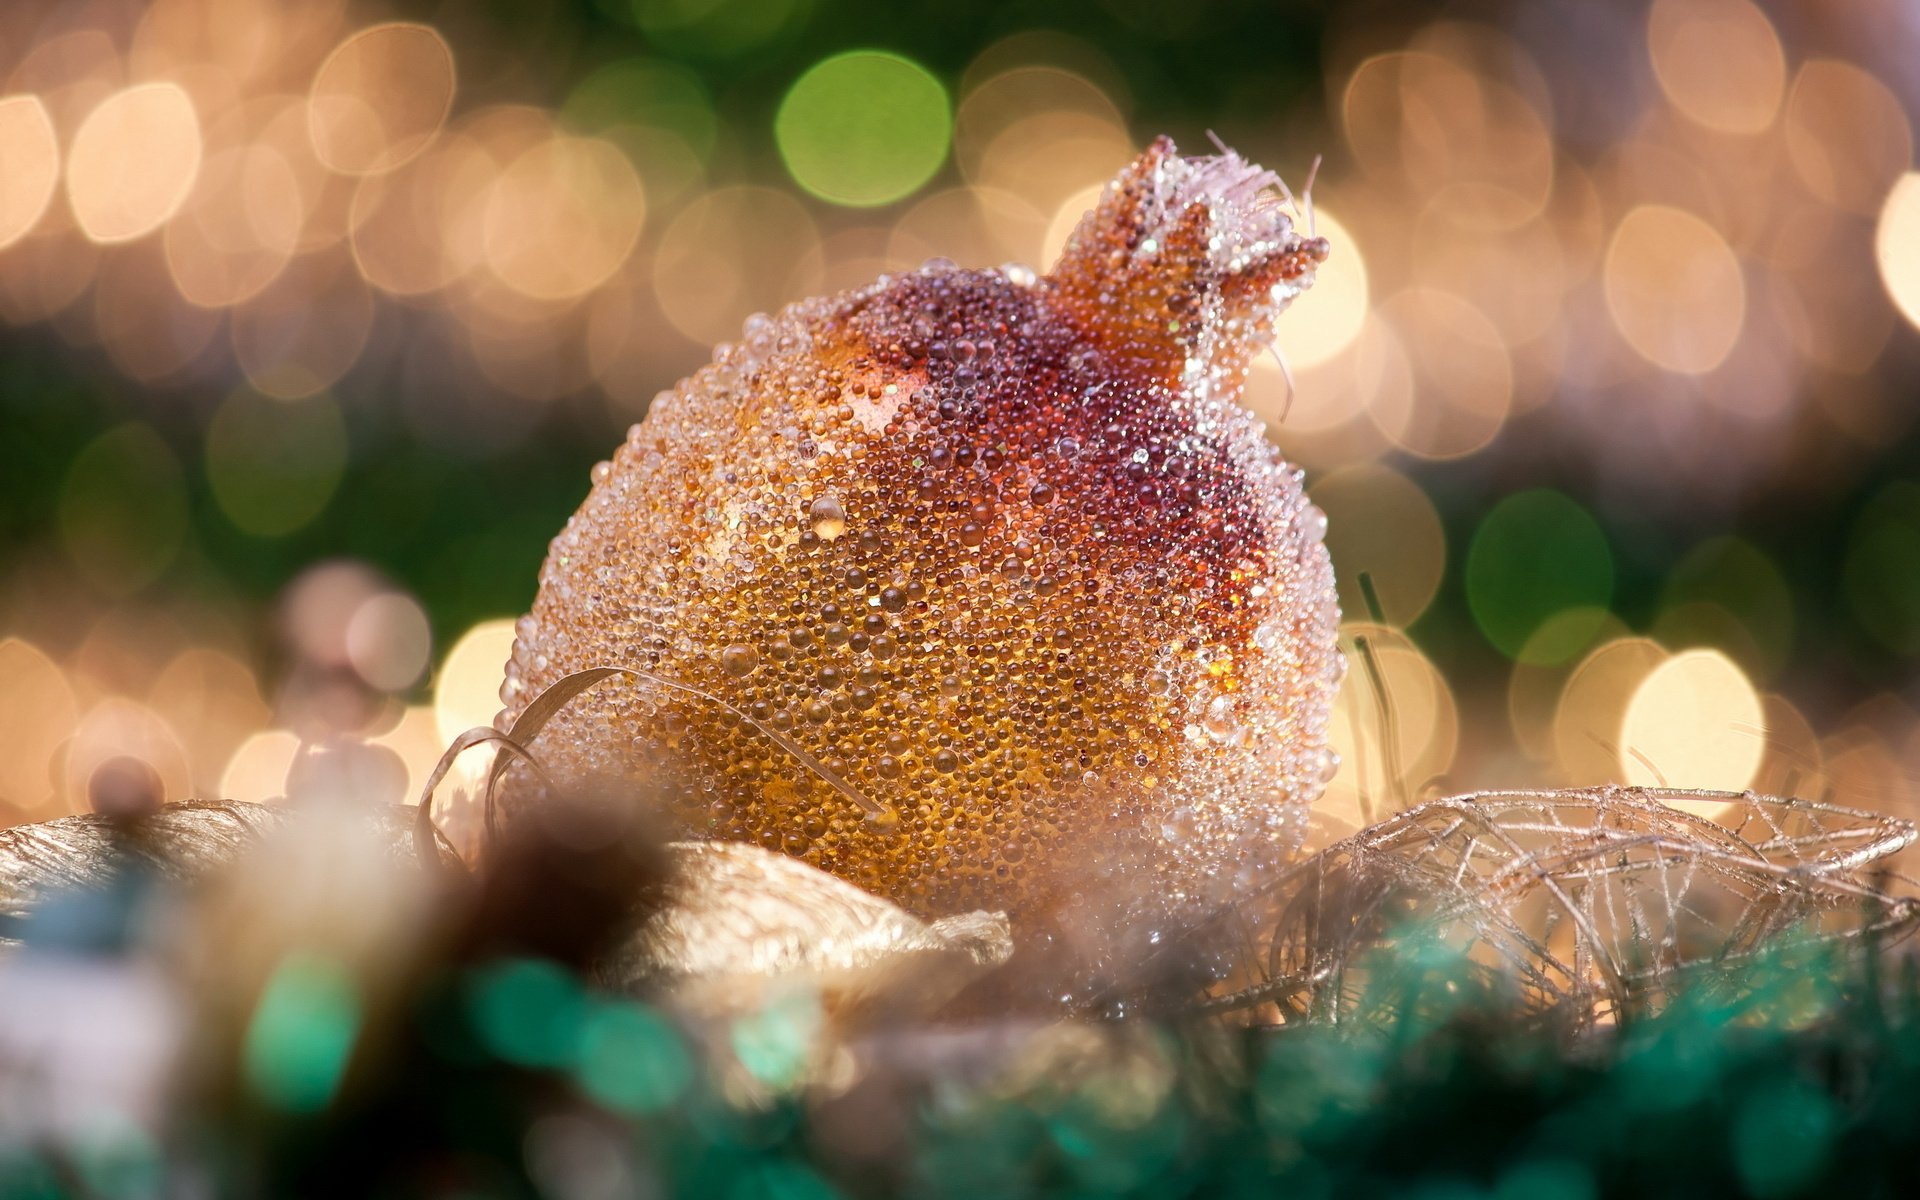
<box><xmin>1</xmin><ymin>0</ymin><xmax>1917</xmax><ymax>851</ymax></box>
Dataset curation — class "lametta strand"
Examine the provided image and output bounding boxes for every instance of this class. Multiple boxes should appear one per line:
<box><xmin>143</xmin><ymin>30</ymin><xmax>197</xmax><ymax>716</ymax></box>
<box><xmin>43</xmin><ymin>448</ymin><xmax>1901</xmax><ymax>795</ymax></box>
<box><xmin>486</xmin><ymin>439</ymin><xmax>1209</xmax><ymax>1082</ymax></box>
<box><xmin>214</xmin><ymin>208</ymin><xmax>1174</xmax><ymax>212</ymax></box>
<box><xmin>500</xmin><ymin>137</ymin><xmax>1341</xmax><ymax>995</ymax></box>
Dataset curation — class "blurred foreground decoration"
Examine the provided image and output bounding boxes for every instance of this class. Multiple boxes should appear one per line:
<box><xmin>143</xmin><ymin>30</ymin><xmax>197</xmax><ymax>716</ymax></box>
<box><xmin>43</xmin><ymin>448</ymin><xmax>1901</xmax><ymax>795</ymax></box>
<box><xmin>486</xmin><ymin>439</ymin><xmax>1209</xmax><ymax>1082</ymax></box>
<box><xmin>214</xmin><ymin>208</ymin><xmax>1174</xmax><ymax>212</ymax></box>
<box><xmin>0</xmin><ymin>774</ymin><xmax>1916</xmax><ymax>1191</ymax></box>
<box><xmin>0</xmin><ymin>788</ymin><xmax>1911</xmax><ymax>1035</ymax></box>
<box><xmin>0</xmin><ymin>801</ymin><xmax>1011</xmax><ymax>1025</ymax></box>
<box><xmin>11</xmin><ymin>788</ymin><xmax>1920</xmax><ymax>1197</ymax></box>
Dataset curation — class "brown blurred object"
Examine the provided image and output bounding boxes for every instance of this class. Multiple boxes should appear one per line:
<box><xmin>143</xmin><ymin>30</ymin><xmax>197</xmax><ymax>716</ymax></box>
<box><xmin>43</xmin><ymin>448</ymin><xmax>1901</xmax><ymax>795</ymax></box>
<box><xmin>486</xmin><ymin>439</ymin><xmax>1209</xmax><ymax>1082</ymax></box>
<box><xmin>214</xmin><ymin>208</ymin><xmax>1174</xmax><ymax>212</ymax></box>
<box><xmin>85</xmin><ymin>754</ymin><xmax>165</xmax><ymax>821</ymax></box>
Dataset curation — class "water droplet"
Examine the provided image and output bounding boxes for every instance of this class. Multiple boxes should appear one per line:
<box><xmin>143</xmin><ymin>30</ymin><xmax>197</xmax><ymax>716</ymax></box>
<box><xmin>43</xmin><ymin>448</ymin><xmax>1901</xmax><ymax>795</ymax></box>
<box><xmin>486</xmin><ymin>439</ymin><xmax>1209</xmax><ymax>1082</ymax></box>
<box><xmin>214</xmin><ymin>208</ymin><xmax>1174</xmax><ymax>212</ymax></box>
<box><xmin>1253</xmin><ymin>618</ymin><xmax>1286</xmax><ymax>651</ymax></box>
<box><xmin>808</xmin><ymin>495</ymin><xmax>847</xmax><ymax>540</ymax></box>
<box><xmin>719</xmin><ymin>643</ymin><xmax>759</xmax><ymax>677</ymax></box>
<box><xmin>1315</xmin><ymin>747</ymin><xmax>1340</xmax><ymax>784</ymax></box>
<box><xmin>1202</xmin><ymin>695</ymin><xmax>1239</xmax><ymax>743</ymax></box>
<box><xmin>1301</xmin><ymin>503</ymin><xmax>1328</xmax><ymax>543</ymax></box>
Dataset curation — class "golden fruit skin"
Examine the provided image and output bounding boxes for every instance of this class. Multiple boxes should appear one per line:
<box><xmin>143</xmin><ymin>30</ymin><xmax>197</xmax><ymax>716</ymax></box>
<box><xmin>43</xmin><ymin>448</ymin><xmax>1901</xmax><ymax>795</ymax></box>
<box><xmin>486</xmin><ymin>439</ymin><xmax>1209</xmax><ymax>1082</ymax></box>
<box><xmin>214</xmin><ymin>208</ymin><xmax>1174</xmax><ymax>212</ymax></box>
<box><xmin>502</xmin><ymin>139</ymin><xmax>1340</xmax><ymax>978</ymax></box>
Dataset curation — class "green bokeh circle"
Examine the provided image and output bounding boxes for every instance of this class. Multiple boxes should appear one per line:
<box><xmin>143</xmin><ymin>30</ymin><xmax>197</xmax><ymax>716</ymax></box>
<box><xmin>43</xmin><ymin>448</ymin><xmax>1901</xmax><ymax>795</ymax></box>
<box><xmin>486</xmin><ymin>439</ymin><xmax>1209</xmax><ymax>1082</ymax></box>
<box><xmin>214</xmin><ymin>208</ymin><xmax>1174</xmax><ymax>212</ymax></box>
<box><xmin>1843</xmin><ymin>480</ymin><xmax>1920</xmax><ymax>656</ymax></box>
<box><xmin>1466</xmin><ymin>489</ymin><xmax>1615</xmax><ymax>662</ymax></box>
<box><xmin>1657</xmin><ymin>535</ymin><xmax>1795</xmax><ymax>678</ymax></box>
<box><xmin>58</xmin><ymin>422</ymin><xmax>188</xmax><ymax>595</ymax></box>
<box><xmin>775</xmin><ymin>51</ymin><xmax>950</xmax><ymax>207</ymax></box>
<box><xmin>206</xmin><ymin>390</ymin><xmax>348</xmax><ymax>538</ymax></box>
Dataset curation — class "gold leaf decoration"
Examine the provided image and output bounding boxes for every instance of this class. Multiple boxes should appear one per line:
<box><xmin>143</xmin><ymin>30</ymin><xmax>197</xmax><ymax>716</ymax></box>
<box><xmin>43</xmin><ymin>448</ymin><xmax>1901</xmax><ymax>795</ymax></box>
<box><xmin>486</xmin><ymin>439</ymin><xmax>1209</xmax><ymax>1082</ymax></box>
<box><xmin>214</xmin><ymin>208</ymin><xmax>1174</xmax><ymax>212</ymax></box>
<box><xmin>609</xmin><ymin>840</ymin><xmax>1010</xmax><ymax>1021</ymax></box>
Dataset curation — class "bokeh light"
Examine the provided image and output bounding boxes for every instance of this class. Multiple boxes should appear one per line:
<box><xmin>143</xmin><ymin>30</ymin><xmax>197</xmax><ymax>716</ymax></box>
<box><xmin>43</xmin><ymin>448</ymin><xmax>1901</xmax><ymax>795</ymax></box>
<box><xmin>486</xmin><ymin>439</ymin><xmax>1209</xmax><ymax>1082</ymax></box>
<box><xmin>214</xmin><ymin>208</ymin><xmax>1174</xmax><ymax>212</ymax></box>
<box><xmin>367</xmin><ymin>705</ymin><xmax>445</xmax><ymax>803</ymax></box>
<box><xmin>64</xmin><ymin>697</ymin><xmax>192</xmax><ymax>815</ymax></box>
<box><xmin>66</xmin><ymin>83</ymin><xmax>203</xmax><ymax>244</ymax></box>
<box><xmin>1319</xmin><ymin>624</ymin><xmax>1458</xmax><ymax>839</ymax></box>
<box><xmin>776</xmin><ymin>52</ymin><xmax>950</xmax><ymax>207</ymax></box>
<box><xmin>955</xmin><ymin>64</ymin><xmax>1124</xmax><ymax>183</ymax></box>
<box><xmin>1750</xmin><ymin>692</ymin><xmax>1825</xmax><ymax>802</ymax></box>
<box><xmin>993</xmin><ymin>117</ymin><xmax>1133</xmax><ymax>229</ymax></box>
<box><xmin>1655</xmin><ymin>536</ymin><xmax>1794</xmax><ymax>680</ymax></box>
<box><xmin>0</xmin><ymin>639</ymin><xmax>79</xmax><ymax>818</ymax></box>
<box><xmin>348</xmin><ymin>134</ymin><xmax>487</xmax><ymax>297</ymax></box>
<box><xmin>1372</xmin><ymin>289</ymin><xmax>1512</xmax><ymax>459</ymax></box>
<box><xmin>1620</xmin><ymin>649</ymin><xmax>1765</xmax><ymax>792</ymax></box>
<box><xmin>58</xmin><ymin>423</ymin><xmax>189</xmax><ymax>596</ymax></box>
<box><xmin>95</xmin><ymin>243</ymin><xmax>223</xmax><ymax>382</ymax></box>
<box><xmin>1344</xmin><ymin>41</ymin><xmax>1554</xmax><ymax>231</ymax></box>
<box><xmin>1041</xmin><ymin>182</ymin><xmax>1108</xmax><ymax>270</ymax></box>
<box><xmin>1843</xmin><ymin>481</ymin><xmax>1920</xmax><ymax>655</ymax></box>
<box><xmin>564</xmin><ymin>59</ymin><xmax>717</xmax><ymax>162</ymax></box>
<box><xmin>1646</xmin><ymin>0</ymin><xmax>1785</xmax><ymax>135</ymax></box>
<box><xmin>483</xmin><ymin>136</ymin><xmax>646</xmax><ymax>301</ymax></box>
<box><xmin>1310</xmin><ymin>464</ymin><xmax>1445</xmax><ymax>627</ymax></box>
<box><xmin>1508</xmin><ymin>609</ymin><xmax>1629</xmax><ymax>764</ymax></box>
<box><xmin>1604</xmin><ymin>205</ymin><xmax>1746</xmax><ymax>376</ymax></box>
<box><xmin>283</xmin><ymin>561</ymin><xmax>386</xmax><ymax>670</ymax></box>
<box><xmin>345</xmin><ymin>593</ymin><xmax>432</xmax><ymax>693</ymax></box>
<box><xmin>219</xmin><ymin>729</ymin><xmax>302</xmax><ymax>803</ymax></box>
<box><xmin>307</xmin><ymin>23</ymin><xmax>455</xmax><ymax>176</ymax></box>
<box><xmin>0</xmin><ymin>95</ymin><xmax>58</xmax><ymax>250</ymax></box>
<box><xmin>1274</xmin><ymin>210</ymin><xmax>1368</xmax><ymax>371</ymax></box>
<box><xmin>165</xmin><ymin>139</ymin><xmax>306</xmax><ymax>308</ymax></box>
<box><xmin>1877</xmin><ymin>173</ymin><xmax>1920</xmax><ymax>332</ymax></box>
<box><xmin>205</xmin><ymin>390</ymin><xmax>348</xmax><ymax>537</ymax></box>
<box><xmin>1555</xmin><ymin>637</ymin><xmax>1669</xmax><ymax>786</ymax></box>
<box><xmin>230</xmin><ymin>251</ymin><xmax>374</xmax><ymax>398</ymax></box>
<box><xmin>891</xmin><ymin>184</ymin><xmax>1046</xmax><ymax>274</ymax></box>
<box><xmin>653</xmin><ymin>187</ymin><xmax>821</xmax><ymax>346</ymax></box>
<box><xmin>435</xmin><ymin>619</ymin><xmax>518</xmax><ymax>744</ymax></box>
<box><xmin>150</xmin><ymin>647</ymin><xmax>273</xmax><ymax>798</ymax></box>
<box><xmin>1466</xmin><ymin>490</ymin><xmax>1614</xmax><ymax>662</ymax></box>
<box><xmin>1783</xmin><ymin>60</ymin><xmax>1913</xmax><ymax>216</ymax></box>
